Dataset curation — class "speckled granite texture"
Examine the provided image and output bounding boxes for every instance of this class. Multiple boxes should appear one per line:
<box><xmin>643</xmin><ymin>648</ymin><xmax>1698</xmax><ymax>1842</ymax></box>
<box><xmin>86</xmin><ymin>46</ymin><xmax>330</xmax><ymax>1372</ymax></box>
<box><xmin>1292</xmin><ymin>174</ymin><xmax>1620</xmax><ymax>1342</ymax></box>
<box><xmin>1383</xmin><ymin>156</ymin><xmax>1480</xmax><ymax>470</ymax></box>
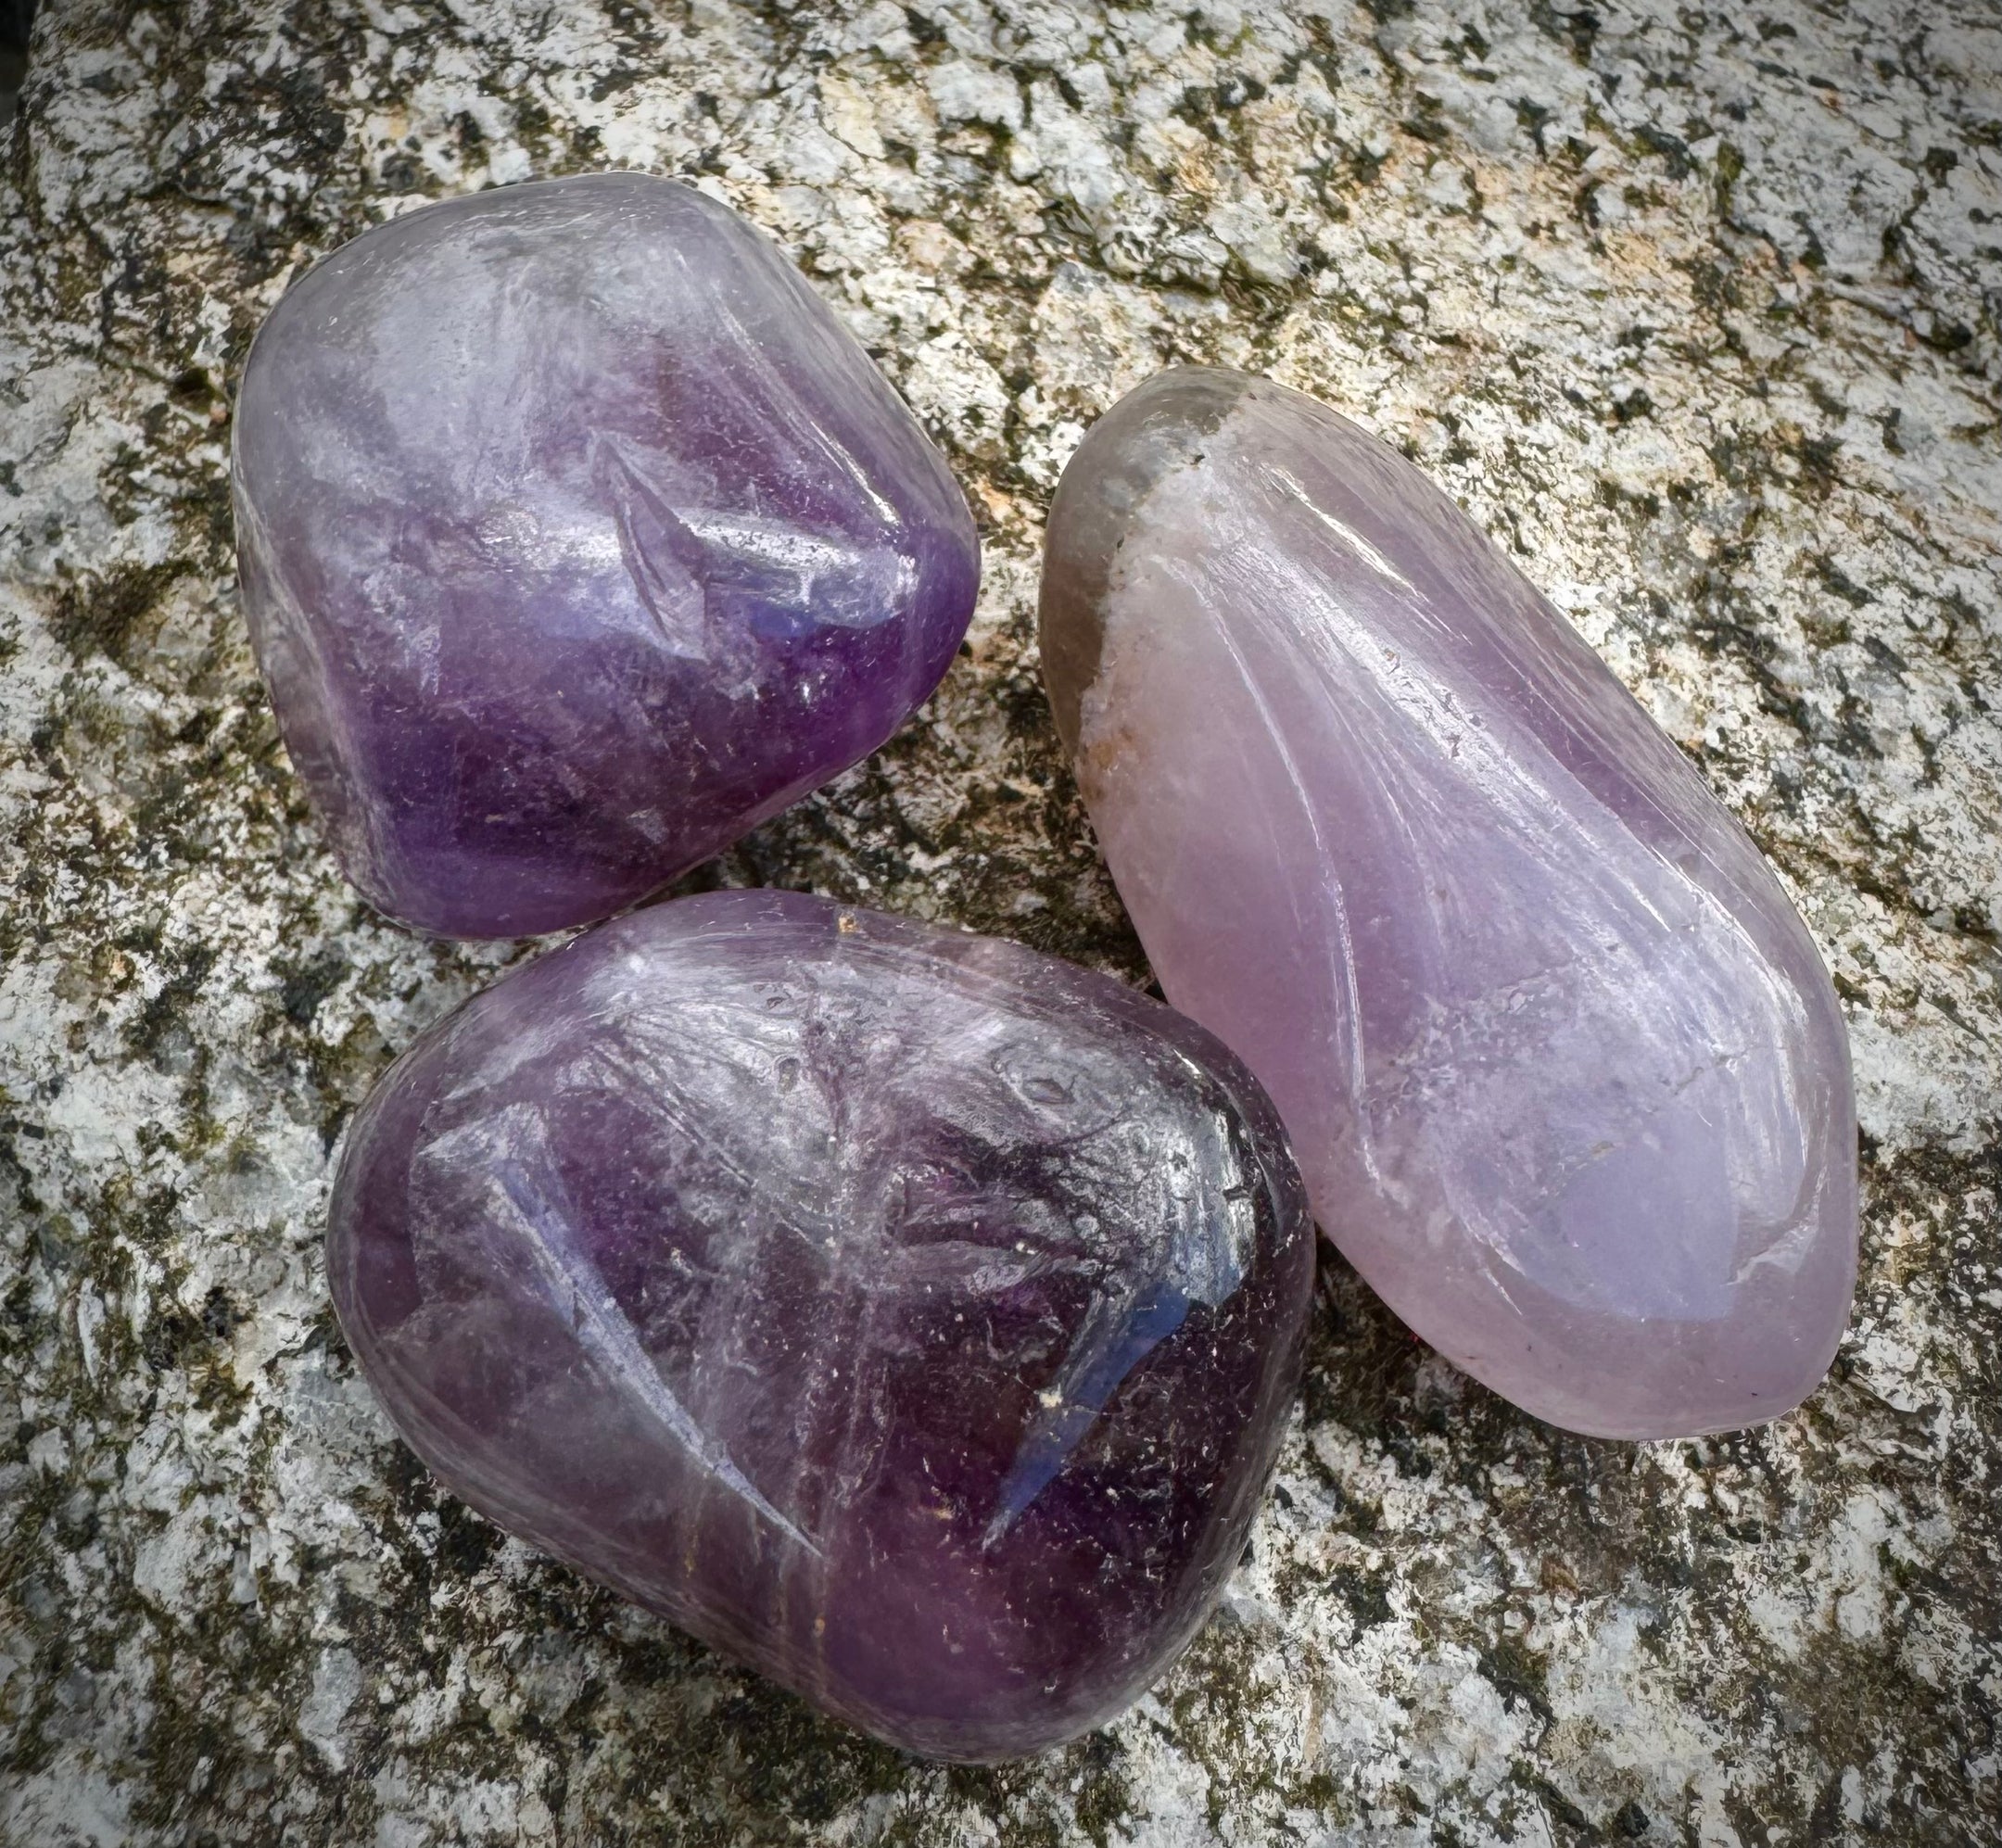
<box><xmin>1</xmin><ymin>2</ymin><xmax>1997</xmax><ymax>1843</ymax></box>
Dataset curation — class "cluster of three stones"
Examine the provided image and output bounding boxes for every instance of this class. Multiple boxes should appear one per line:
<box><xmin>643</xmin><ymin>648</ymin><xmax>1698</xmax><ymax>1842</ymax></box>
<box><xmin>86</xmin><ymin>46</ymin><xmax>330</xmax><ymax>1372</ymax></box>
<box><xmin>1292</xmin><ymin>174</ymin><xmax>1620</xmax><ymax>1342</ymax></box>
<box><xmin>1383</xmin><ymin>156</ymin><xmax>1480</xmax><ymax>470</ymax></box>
<box><xmin>233</xmin><ymin>173</ymin><xmax>1856</xmax><ymax>1762</ymax></box>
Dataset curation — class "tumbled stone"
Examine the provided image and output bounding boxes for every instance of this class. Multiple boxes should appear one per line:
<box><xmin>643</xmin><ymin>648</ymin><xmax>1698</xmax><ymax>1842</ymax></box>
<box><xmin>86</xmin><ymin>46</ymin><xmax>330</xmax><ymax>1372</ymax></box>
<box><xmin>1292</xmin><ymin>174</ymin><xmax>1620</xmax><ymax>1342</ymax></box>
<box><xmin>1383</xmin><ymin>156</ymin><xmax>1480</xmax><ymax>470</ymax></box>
<box><xmin>234</xmin><ymin>174</ymin><xmax>979</xmax><ymax>938</ymax></box>
<box><xmin>330</xmin><ymin>889</ymin><xmax>1312</xmax><ymax>1760</ymax></box>
<box><xmin>1040</xmin><ymin>367</ymin><xmax>1856</xmax><ymax>1440</ymax></box>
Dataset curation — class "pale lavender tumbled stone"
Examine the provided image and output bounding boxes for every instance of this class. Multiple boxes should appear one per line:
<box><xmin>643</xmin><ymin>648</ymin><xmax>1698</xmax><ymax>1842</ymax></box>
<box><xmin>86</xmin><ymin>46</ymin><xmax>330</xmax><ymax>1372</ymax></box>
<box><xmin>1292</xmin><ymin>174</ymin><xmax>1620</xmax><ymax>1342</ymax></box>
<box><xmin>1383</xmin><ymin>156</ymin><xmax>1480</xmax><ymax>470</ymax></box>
<box><xmin>234</xmin><ymin>174</ymin><xmax>979</xmax><ymax>937</ymax></box>
<box><xmin>330</xmin><ymin>890</ymin><xmax>1312</xmax><ymax>1761</ymax></box>
<box><xmin>1040</xmin><ymin>368</ymin><xmax>1856</xmax><ymax>1440</ymax></box>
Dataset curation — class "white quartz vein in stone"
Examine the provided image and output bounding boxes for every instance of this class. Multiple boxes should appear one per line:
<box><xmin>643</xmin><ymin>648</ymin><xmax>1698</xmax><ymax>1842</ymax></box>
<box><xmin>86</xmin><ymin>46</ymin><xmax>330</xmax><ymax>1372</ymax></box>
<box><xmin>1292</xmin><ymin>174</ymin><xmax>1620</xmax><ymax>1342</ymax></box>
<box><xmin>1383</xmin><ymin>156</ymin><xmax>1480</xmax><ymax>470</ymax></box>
<box><xmin>985</xmin><ymin>1101</ymin><xmax>1257</xmax><ymax>1542</ymax></box>
<box><xmin>598</xmin><ymin>436</ymin><xmax>909</xmax><ymax>646</ymax></box>
<box><xmin>422</xmin><ymin>1107</ymin><xmax>821</xmax><ymax>1556</ymax></box>
<box><xmin>1197</xmin><ymin>568</ymin><xmax>1381</xmax><ymax>1189</ymax></box>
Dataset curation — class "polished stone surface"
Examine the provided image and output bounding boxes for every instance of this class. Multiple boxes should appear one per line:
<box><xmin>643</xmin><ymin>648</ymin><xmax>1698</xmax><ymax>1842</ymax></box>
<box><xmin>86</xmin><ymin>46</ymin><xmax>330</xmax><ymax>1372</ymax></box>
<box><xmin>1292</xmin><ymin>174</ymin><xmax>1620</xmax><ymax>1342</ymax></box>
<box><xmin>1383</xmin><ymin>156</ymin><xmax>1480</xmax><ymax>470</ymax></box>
<box><xmin>234</xmin><ymin>174</ymin><xmax>979</xmax><ymax>937</ymax></box>
<box><xmin>329</xmin><ymin>890</ymin><xmax>1312</xmax><ymax>1761</ymax></box>
<box><xmin>1041</xmin><ymin>368</ymin><xmax>1856</xmax><ymax>1440</ymax></box>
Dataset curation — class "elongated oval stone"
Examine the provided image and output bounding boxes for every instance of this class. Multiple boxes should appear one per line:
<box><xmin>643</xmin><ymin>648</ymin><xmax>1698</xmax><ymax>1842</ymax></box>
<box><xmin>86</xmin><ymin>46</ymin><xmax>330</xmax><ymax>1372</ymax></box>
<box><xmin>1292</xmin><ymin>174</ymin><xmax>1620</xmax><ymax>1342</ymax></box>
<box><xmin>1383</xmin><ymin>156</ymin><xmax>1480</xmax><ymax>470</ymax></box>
<box><xmin>1040</xmin><ymin>368</ymin><xmax>1856</xmax><ymax>1440</ymax></box>
<box><xmin>330</xmin><ymin>890</ymin><xmax>1311</xmax><ymax>1760</ymax></box>
<box><xmin>234</xmin><ymin>174</ymin><xmax>979</xmax><ymax>938</ymax></box>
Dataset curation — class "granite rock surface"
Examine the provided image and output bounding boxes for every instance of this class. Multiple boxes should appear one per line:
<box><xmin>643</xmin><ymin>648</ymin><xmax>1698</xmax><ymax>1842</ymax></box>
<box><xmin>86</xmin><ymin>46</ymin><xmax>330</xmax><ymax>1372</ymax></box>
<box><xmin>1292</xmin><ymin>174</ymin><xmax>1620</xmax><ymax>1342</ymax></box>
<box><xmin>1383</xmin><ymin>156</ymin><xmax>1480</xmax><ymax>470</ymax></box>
<box><xmin>1</xmin><ymin>2</ymin><xmax>1998</xmax><ymax>1845</ymax></box>
<box><xmin>332</xmin><ymin>890</ymin><xmax>1311</xmax><ymax>1762</ymax></box>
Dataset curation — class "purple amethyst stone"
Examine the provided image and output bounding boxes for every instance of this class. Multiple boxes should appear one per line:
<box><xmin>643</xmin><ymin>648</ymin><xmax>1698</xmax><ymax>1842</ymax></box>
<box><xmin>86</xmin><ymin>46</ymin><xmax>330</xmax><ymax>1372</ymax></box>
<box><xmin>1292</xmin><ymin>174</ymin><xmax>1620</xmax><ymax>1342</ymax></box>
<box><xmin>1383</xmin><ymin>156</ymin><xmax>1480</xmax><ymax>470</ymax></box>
<box><xmin>1040</xmin><ymin>368</ymin><xmax>1857</xmax><ymax>1439</ymax></box>
<box><xmin>329</xmin><ymin>891</ymin><xmax>1313</xmax><ymax>1761</ymax></box>
<box><xmin>233</xmin><ymin>175</ymin><xmax>980</xmax><ymax>937</ymax></box>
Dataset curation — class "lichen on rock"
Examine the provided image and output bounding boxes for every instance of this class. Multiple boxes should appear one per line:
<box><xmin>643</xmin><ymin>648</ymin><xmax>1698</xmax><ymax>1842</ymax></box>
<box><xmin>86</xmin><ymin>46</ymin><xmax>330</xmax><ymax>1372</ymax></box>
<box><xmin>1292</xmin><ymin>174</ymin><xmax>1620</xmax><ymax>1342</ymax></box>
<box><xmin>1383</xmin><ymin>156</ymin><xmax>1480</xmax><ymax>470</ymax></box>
<box><xmin>1</xmin><ymin>3</ymin><xmax>1997</xmax><ymax>1844</ymax></box>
